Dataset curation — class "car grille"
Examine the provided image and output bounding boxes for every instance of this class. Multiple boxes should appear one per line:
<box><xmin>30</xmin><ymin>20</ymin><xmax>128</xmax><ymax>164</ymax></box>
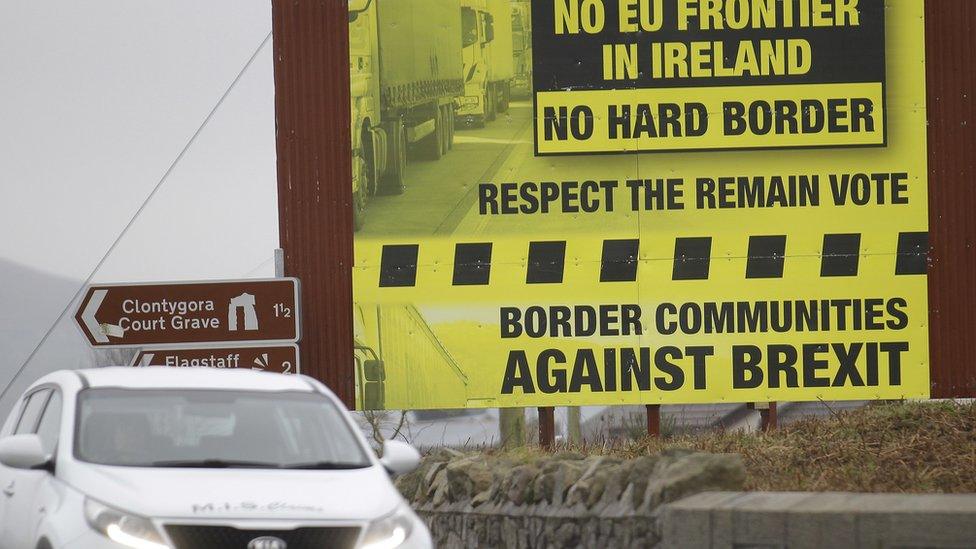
<box><xmin>164</xmin><ymin>525</ymin><xmax>361</xmax><ymax>549</ymax></box>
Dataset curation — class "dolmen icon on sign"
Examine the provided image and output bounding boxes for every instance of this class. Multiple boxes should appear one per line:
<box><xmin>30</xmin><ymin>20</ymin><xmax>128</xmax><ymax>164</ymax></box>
<box><xmin>229</xmin><ymin>293</ymin><xmax>259</xmax><ymax>331</ymax></box>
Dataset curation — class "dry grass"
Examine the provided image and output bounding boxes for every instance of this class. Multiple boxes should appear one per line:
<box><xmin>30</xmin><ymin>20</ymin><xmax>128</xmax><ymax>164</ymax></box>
<box><xmin>599</xmin><ymin>401</ymin><xmax>976</xmax><ymax>493</ymax></box>
<box><xmin>476</xmin><ymin>401</ymin><xmax>976</xmax><ymax>493</ymax></box>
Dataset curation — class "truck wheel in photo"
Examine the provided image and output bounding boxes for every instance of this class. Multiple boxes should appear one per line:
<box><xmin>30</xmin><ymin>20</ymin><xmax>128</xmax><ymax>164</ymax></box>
<box><xmin>440</xmin><ymin>105</ymin><xmax>452</xmax><ymax>154</ymax></box>
<box><xmin>351</xmin><ymin>147</ymin><xmax>366</xmax><ymax>231</ymax></box>
<box><xmin>380</xmin><ymin>119</ymin><xmax>407</xmax><ymax>195</ymax></box>
<box><xmin>418</xmin><ymin>106</ymin><xmax>444</xmax><ymax>161</ymax></box>
<box><xmin>446</xmin><ymin>105</ymin><xmax>455</xmax><ymax>150</ymax></box>
<box><xmin>471</xmin><ymin>106</ymin><xmax>487</xmax><ymax>128</ymax></box>
<box><xmin>497</xmin><ymin>81</ymin><xmax>510</xmax><ymax>113</ymax></box>
<box><xmin>353</xmin><ymin>186</ymin><xmax>366</xmax><ymax>230</ymax></box>
<box><xmin>353</xmin><ymin>125</ymin><xmax>381</xmax><ymax>231</ymax></box>
<box><xmin>485</xmin><ymin>85</ymin><xmax>497</xmax><ymax>122</ymax></box>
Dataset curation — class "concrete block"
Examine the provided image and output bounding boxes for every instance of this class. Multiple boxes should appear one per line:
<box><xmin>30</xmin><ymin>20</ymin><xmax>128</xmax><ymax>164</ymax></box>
<box><xmin>664</xmin><ymin>492</ymin><xmax>747</xmax><ymax>549</ymax></box>
<box><xmin>667</xmin><ymin>491</ymin><xmax>744</xmax><ymax>511</ymax></box>
<box><xmin>785</xmin><ymin>493</ymin><xmax>861</xmax><ymax>549</ymax></box>
<box><xmin>663</xmin><ymin>507</ymin><xmax>711</xmax><ymax>548</ymax></box>
<box><xmin>851</xmin><ymin>493</ymin><xmax>976</xmax><ymax>547</ymax></box>
<box><xmin>698</xmin><ymin>492</ymin><xmax>805</xmax><ymax>548</ymax></box>
<box><xmin>728</xmin><ymin>493</ymin><xmax>811</xmax><ymax>548</ymax></box>
<box><xmin>664</xmin><ymin>492</ymin><xmax>976</xmax><ymax>549</ymax></box>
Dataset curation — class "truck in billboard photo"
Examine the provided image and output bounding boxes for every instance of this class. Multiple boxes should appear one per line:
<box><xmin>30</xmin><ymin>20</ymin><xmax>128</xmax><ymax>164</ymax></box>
<box><xmin>348</xmin><ymin>0</ymin><xmax>464</xmax><ymax>229</ymax></box>
<box><xmin>353</xmin><ymin>304</ymin><xmax>468</xmax><ymax>411</ymax></box>
<box><xmin>511</xmin><ymin>0</ymin><xmax>533</xmax><ymax>97</ymax></box>
<box><xmin>457</xmin><ymin>0</ymin><xmax>515</xmax><ymax>126</ymax></box>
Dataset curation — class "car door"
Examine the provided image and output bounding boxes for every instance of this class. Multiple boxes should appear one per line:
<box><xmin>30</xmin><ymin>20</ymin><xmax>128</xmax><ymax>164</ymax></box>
<box><xmin>0</xmin><ymin>392</ymin><xmax>31</xmax><ymax>546</ymax></box>
<box><xmin>19</xmin><ymin>390</ymin><xmax>64</xmax><ymax>549</ymax></box>
<box><xmin>0</xmin><ymin>388</ymin><xmax>52</xmax><ymax>548</ymax></box>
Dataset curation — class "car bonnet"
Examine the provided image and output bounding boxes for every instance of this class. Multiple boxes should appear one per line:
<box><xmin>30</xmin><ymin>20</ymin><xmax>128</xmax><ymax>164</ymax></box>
<box><xmin>62</xmin><ymin>461</ymin><xmax>401</xmax><ymax>522</ymax></box>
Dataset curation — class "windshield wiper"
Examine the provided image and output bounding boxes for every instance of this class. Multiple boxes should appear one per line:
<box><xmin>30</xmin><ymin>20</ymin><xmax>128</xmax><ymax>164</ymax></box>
<box><xmin>281</xmin><ymin>461</ymin><xmax>370</xmax><ymax>470</ymax></box>
<box><xmin>149</xmin><ymin>459</ymin><xmax>284</xmax><ymax>469</ymax></box>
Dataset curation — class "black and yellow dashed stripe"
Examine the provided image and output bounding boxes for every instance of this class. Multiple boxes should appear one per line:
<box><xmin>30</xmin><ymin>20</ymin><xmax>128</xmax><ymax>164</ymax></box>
<box><xmin>377</xmin><ymin>232</ymin><xmax>928</xmax><ymax>288</ymax></box>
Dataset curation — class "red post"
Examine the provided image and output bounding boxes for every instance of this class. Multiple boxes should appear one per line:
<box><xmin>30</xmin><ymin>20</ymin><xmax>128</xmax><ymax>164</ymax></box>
<box><xmin>925</xmin><ymin>1</ymin><xmax>976</xmax><ymax>399</ymax></box>
<box><xmin>271</xmin><ymin>0</ymin><xmax>356</xmax><ymax>406</ymax></box>
<box><xmin>759</xmin><ymin>402</ymin><xmax>778</xmax><ymax>432</ymax></box>
<box><xmin>538</xmin><ymin>407</ymin><xmax>555</xmax><ymax>449</ymax></box>
<box><xmin>646</xmin><ymin>404</ymin><xmax>661</xmax><ymax>437</ymax></box>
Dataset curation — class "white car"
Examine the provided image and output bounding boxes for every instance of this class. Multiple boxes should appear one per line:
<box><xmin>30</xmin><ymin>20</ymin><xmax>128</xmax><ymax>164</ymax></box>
<box><xmin>0</xmin><ymin>367</ymin><xmax>432</xmax><ymax>549</ymax></box>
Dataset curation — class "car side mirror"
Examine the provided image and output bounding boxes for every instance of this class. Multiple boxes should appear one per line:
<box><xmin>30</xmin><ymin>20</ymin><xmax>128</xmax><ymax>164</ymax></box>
<box><xmin>379</xmin><ymin>440</ymin><xmax>420</xmax><ymax>476</ymax></box>
<box><xmin>0</xmin><ymin>434</ymin><xmax>51</xmax><ymax>471</ymax></box>
<box><xmin>348</xmin><ymin>0</ymin><xmax>371</xmax><ymax>11</ymax></box>
<box><xmin>348</xmin><ymin>0</ymin><xmax>371</xmax><ymax>22</ymax></box>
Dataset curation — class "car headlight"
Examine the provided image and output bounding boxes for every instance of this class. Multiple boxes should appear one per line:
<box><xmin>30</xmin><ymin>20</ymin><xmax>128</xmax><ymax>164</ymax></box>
<box><xmin>359</xmin><ymin>504</ymin><xmax>415</xmax><ymax>549</ymax></box>
<box><xmin>84</xmin><ymin>498</ymin><xmax>169</xmax><ymax>549</ymax></box>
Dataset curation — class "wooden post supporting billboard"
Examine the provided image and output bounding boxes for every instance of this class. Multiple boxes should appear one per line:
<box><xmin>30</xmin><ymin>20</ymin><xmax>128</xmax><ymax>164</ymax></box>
<box><xmin>538</xmin><ymin>406</ymin><xmax>555</xmax><ymax>449</ymax></box>
<box><xmin>646</xmin><ymin>405</ymin><xmax>660</xmax><ymax>438</ymax></box>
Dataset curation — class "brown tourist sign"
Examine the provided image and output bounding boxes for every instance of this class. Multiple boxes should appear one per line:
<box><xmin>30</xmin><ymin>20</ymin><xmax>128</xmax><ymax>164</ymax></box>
<box><xmin>130</xmin><ymin>345</ymin><xmax>301</xmax><ymax>375</ymax></box>
<box><xmin>74</xmin><ymin>278</ymin><xmax>300</xmax><ymax>347</ymax></box>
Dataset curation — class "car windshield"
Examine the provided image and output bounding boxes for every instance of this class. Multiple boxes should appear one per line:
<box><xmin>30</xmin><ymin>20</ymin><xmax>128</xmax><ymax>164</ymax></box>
<box><xmin>75</xmin><ymin>388</ymin><xmax>371</xmax><ymax>469</ymax></box>
<box><xmin>461</xmin><ymin>7</ymin><xmax>479</xmax><ymax>48</ymax></box>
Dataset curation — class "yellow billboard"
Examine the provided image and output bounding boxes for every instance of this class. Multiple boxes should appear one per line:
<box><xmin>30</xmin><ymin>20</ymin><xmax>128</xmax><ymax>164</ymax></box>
<box><xmin>348</xmin><ymin>0</ymin><xmax>929</xmax><ymax>410</ymax></box>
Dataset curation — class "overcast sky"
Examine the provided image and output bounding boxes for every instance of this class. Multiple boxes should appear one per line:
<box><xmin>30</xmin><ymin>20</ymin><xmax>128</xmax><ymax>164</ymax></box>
<box><xmin>0</xmin><ymin>0</ymin><xmax>282</xmax><ymax>406</ymax></box>
<box><xmin>0</xmin><ymin>0</ymin><xmax>279</xmax><ymax>283</ymax></box>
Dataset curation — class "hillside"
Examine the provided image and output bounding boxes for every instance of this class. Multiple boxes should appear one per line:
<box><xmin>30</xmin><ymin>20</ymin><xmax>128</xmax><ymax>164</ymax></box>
<box><xmin>0</xmin><ymin>259</ymin><xmax>88</xmax><ymax>416</ymax></box>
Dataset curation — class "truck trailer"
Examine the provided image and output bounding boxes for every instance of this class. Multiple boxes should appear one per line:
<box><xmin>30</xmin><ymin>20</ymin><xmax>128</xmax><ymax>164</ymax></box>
<box><xmin>457</xmin><ymin>0</ymin><xmax>515</xmax><ymax>127</ymax></box>
<box><xmin>353</xmin><ymin>304</ymin><xmax>468</xmax><ymax>410</ymax></box>
<box><xmin>511</xmin><ymin>0</ymin><xmax>533</xmax><ymax>98</ymax></box>
<box><xmin>348</xmin><ymin>0</ymin><xmax>464</xmax><ymax>229</ymax></box>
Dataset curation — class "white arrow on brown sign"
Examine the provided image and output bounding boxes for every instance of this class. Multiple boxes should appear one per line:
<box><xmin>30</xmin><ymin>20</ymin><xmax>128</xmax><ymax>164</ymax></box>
<box><xmin>131</xmin><ymin>345</ymin><xmax>301</xmax><ymax>375</ymax></box>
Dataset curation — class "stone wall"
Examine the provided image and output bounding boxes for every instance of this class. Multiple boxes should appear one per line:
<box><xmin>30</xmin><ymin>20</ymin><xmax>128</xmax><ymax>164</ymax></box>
<box><xmin>395</xmin><ymin>449</ymin><xmax>745</xmax><ymax>548</ymax></box>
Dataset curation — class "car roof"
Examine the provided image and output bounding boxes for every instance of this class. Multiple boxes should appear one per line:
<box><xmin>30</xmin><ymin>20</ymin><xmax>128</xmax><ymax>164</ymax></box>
<box><xmin>72</xmin><ymin>367</ymin><xmax>316</xmax><ymax>392</ymax></box>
